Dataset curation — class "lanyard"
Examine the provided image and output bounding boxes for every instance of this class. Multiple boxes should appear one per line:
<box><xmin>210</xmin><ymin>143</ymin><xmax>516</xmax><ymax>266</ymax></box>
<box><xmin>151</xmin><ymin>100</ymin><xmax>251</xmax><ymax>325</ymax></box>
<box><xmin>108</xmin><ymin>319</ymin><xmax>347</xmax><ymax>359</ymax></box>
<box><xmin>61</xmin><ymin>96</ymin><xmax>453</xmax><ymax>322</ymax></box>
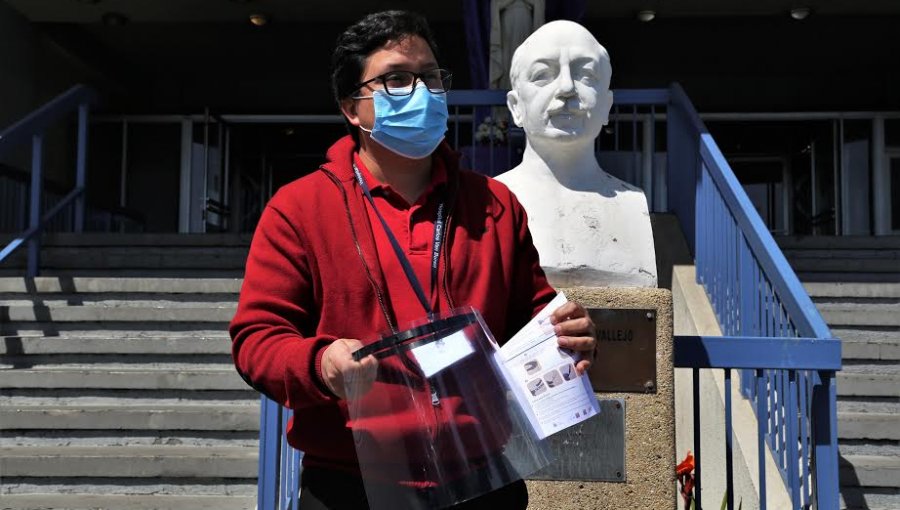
<box><xmin>352</xmin><ymin>162</ymin><xmax>445</xmax><ymax>317</ymax></box>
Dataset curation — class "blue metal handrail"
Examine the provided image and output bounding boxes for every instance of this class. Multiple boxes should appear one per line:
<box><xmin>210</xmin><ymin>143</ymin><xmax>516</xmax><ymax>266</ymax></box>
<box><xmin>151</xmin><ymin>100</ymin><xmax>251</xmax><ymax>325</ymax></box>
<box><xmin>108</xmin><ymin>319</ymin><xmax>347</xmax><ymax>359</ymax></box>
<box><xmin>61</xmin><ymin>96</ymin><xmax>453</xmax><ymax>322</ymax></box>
<box><xmin>668</xmin><ymin>82</ymin><xmax>841</xmax><ymax>509</ymax></box>
<box><xmin>0</xmin><ymin>84</ymin><xmax>97</xmax><ymax>276</ymax></box>
<box><xmin>674</xmin><ymin>336</ymin><xmax>841</xmax><ymax>371</ymax></box>
<box><xmin>253</xmin><ymin>86</ymin><xmax>841</xmax><ymax>510</ymax></box>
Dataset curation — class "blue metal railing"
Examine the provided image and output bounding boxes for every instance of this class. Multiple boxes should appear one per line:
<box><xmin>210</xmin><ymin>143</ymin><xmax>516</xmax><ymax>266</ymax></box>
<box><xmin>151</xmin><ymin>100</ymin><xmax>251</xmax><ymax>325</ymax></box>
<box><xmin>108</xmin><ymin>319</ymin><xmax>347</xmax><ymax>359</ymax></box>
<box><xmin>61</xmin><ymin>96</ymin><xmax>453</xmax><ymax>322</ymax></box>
<box><xmin>0</xmin><ymin>85</ymin><xmax>97</xmax><ymax>276</ymax></box>
<box><xmin>667</xmin><ymin>83</ymin><xmax>841</xmax><ymax>509</ymax></box>
<box><xmin>253</xmin><ymin>85</ymin><xmax>841</xmax><ymax>509</ymax></box>
<box><xmin>673</xmin><ymin>336</ymin><xmax>842</xmax><ymax>509</ymax></box>
<box><xmin>258</xmin><ymin>397</ymin><xmax>303</xmax><ymax>510</ymax></box>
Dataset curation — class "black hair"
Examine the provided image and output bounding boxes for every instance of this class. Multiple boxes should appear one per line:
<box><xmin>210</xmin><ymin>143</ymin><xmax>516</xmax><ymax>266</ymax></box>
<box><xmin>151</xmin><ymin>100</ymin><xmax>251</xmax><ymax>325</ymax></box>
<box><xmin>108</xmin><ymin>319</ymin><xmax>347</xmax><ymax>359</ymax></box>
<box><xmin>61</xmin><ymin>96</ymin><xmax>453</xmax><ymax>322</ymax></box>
<box><xmin>331</xmin><ymin>10</ymin><xmax>440</xmax><ymax>143</ymax></box>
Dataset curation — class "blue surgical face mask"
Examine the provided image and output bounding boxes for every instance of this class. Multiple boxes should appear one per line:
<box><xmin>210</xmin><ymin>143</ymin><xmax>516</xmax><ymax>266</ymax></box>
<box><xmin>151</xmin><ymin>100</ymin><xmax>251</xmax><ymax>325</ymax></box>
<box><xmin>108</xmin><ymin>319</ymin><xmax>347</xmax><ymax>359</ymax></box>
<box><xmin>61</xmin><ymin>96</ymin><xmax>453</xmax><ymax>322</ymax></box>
<box><xmin>360</xmin><ymin>83</ymin><xmax>449</xmax><ymax>159</ymax></box>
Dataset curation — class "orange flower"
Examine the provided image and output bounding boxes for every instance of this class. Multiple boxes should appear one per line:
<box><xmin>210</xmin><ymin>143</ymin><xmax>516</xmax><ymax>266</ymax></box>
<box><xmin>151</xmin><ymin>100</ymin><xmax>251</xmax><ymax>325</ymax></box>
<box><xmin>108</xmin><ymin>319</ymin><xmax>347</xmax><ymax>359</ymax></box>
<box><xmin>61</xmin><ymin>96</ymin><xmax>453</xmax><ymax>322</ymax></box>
<box><xmin>676</xmin><ymin>450</ymin><xmax>695</xmax><ymax>476</ymax></box>
<box><xmin>676</xmin><ymin>451</ymin><xmax>695</xmax><ymax>508</ymax></box>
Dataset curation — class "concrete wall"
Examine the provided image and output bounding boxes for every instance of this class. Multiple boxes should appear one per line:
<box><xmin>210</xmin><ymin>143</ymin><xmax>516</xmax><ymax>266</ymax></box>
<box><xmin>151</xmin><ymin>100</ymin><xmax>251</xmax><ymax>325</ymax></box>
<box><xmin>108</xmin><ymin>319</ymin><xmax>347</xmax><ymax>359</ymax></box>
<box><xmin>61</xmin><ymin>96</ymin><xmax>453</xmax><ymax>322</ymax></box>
<box><xmin>672</xmin><ymin>265</ymin><xmax>792</xmax><ymax>510</ymax></box>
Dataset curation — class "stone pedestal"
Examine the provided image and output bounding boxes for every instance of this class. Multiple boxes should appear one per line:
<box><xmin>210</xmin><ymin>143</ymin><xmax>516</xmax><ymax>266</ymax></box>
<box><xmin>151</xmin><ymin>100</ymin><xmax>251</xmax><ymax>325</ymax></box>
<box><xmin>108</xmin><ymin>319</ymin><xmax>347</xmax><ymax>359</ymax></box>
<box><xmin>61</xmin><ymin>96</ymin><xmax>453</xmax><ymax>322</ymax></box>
<box><xmin>526</xmin><ymin>287</ymin><xmax>675</xmax><ymax>509</ymax></box>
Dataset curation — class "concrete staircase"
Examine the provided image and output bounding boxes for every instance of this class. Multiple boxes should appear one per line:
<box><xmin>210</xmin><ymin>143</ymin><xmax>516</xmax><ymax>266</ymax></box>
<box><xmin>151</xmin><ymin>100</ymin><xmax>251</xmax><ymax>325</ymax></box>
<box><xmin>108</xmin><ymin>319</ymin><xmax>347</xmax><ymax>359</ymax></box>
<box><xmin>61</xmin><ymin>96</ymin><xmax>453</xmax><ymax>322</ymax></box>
<box><xmin>0</xmin><ymin>275</ymin><xmax>258</xmax><ymax>510</ymax></box>
<box><xmin>781</xmin><ymin>236</ymin><xmax>900</xmax><ymax>510</ymax></box>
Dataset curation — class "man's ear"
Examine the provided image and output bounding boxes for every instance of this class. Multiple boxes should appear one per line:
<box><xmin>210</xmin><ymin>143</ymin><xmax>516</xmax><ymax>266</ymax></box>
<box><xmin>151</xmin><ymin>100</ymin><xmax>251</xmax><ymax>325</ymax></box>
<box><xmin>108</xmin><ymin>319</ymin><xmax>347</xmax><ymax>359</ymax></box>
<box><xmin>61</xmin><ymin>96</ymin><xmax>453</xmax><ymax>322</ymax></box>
<box><xmin>599</xmin><ymin>89</ymin><xmax>614</xmax><ymax>126</ymax></box>
<box><xmin>339</xmin><ymin>97</ymin><xmax>360</xmax><ymax>127</ymax></box>
<box><xmin>507</xmin><ymin>90</ymin><xmax>524</xmax><ymax>127</ymax></box>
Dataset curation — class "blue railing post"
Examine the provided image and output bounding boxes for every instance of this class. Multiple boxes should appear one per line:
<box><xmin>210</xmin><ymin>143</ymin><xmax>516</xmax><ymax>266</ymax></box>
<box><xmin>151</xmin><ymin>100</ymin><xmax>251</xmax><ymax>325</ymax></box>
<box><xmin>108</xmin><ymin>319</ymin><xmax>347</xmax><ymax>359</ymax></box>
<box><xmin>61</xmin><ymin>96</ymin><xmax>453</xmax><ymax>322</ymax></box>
<box><xmin>724</xmin><ymin>369</ymin><xmax>734</xmax><ymax>510</ymax></box>
<box><xmin>756</xmin><ymin>369</ymin><xmax>768</xmax><ymax>510</ymax></box>
<box><xmin>812</xmin><ymin>372</ymin><xmax>840</xmax><ymax>510</ymax></box>
<box><xmin>799</xmin><ymin>372</ymin><xmax>811</xmax><ymax>509</ymax></box>
<box><xmin>27</xmin><ymin>134</ymin><xmax>44</xmax><ymax>277</ymax></box>
<box><xmin>787</xmin><ymin>371</ymin><xmax>800</xmax><ymax>508</ymax></box>
<box><xmin>74</xmin><ymin>103</ymin><xmax>89</xmax><ymax>232</ymax></box>
<box><xmin>692</xmin><ymin>368</ymin><xmax>702</xmax><ymax>510</ymax></box>
<box><xmin>258</xmin><ymin>396</ymin><xmax>283</xmax><ymax>510</ymax></box>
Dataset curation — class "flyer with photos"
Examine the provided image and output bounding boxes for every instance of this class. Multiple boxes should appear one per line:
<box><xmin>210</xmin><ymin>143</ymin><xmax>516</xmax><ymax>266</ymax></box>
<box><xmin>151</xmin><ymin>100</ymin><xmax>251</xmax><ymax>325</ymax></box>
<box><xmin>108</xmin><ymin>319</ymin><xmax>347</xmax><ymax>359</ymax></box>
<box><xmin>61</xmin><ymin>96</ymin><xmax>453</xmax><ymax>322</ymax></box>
<box><xmin>498</xmin><ymin>292</ymin><xmax>601</xmax><ymax>439</ymax></box>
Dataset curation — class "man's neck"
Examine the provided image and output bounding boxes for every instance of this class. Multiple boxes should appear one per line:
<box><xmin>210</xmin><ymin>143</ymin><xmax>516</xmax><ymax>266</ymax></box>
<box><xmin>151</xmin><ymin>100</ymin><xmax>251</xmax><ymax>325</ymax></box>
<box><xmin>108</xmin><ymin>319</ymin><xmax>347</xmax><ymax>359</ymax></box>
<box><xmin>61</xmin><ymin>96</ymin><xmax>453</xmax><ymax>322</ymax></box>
<box><xmin>521</xmin><ymin>138</ymin><xmax>601</xmax><ymax>190</ymax></box>
<box><xmin>358</xmin><ymin>136</ymin><xmax>433</xmax><ymax>204</ymax></box>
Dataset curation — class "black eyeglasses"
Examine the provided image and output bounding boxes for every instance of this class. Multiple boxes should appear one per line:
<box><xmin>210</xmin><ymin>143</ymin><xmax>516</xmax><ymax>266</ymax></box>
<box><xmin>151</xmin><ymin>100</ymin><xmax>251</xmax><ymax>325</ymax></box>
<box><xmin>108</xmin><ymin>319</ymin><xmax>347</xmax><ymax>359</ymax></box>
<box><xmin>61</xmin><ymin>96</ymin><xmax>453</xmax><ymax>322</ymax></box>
<box><xmin>354</xmin><ymin>69</ymin><xmax>452</xmax><ymax>97</ymax></box>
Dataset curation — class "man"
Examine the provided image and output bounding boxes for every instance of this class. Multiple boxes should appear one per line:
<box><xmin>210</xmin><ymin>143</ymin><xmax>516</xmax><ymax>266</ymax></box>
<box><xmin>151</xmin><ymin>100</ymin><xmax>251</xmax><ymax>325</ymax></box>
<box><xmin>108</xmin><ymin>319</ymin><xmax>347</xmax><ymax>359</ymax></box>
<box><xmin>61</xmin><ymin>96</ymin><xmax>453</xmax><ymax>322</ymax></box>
<box><xmin>496</xmin><ymin>20</ymin><xmax>658</xmax><ymax>287</ymax></box>
<box><xmin>230</xmin><ymin>11</ymin><xmax>596</xmax><ymax>509</ymax></box>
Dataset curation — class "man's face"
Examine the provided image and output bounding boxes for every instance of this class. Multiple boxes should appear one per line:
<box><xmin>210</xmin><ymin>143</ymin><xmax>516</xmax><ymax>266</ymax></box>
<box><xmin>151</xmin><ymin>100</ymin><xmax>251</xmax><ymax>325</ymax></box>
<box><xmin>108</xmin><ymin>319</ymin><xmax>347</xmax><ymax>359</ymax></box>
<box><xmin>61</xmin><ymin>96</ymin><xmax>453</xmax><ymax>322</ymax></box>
<box><xmin>507</xmin><ymin>26</ymin><xmax>612</xmax><ymax>145</ymax></box>
<box><xmin>341</xmin><ymin>35</ymin><xmax>439</xmax><ymax>133</ymax></box>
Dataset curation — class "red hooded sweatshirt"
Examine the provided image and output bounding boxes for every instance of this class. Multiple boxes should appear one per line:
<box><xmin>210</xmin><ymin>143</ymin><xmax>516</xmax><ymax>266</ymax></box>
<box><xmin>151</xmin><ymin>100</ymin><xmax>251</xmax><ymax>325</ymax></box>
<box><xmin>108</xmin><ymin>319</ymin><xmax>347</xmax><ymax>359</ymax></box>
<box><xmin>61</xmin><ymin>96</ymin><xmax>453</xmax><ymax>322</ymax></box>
<box><xmin>230</xmin><ymin>135</ymin><xmax>555</xmax><ymax>479</ymax></box>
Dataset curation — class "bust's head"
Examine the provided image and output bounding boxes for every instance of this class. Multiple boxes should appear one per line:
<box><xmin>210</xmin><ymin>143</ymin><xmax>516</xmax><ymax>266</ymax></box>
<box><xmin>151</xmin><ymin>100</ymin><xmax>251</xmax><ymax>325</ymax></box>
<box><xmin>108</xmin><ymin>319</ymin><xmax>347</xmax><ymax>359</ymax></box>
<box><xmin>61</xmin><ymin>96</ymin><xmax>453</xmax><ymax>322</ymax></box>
<box><xmin>507</xmin><ymin>20</ymin><xmax>613</xmax><ymax>146</ymax></box>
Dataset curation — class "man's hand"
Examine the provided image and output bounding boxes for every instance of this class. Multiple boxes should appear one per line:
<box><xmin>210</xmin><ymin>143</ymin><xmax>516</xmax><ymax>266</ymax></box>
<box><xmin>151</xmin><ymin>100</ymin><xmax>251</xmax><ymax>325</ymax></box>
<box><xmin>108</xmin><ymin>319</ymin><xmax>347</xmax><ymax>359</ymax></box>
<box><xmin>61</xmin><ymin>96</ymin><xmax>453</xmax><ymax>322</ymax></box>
<box><xmin>550</xmin><ymin>301</ymin><xmax>597</xmax><ymax>375</ymax></box>
<box><xmin>320</xmin><ymin>338</ymin><xmax>378</xmax><ymax>399</ymax></box>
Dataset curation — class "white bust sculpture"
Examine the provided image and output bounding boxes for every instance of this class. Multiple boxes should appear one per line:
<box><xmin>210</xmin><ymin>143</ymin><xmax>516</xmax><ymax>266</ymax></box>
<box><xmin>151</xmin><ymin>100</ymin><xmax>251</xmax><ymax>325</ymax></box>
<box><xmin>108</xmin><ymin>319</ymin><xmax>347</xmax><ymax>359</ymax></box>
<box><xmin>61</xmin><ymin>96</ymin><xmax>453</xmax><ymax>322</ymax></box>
<box><xmin>496</xmin><ymin>20</ymin><xmax>658</xmax><ymax>287</ymax></box>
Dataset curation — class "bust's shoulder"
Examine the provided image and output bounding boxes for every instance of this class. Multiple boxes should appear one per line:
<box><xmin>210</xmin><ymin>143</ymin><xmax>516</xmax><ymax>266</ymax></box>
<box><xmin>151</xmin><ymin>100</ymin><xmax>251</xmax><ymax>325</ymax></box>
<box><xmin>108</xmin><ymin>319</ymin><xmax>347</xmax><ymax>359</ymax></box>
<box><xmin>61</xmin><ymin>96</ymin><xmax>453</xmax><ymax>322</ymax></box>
<box><xmin>492</xmin><ymin>164</ymin><xmax>554</xmax><ymax>200</ymax></box>
<box><xmin>493</xmin><ymin>165</ymin><xmax>520</xmax><ymax>186</ymax></box>
<box><xmin>493</xmin><ymin>164</ymin><xmax>540</xmax><ymax>189</ymax></box>
<box><xmin>595</xmin><ymin>170</ymin><xmax>643</xmax><ymax>193</ymax></box>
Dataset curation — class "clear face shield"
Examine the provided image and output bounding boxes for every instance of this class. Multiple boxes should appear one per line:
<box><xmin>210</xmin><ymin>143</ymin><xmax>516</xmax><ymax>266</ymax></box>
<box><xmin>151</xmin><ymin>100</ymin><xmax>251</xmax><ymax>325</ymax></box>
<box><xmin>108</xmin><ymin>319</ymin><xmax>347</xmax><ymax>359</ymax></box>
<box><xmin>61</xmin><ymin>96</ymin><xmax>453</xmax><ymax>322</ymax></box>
<box><xmin>344</xmin><ymin>308</ymin><xmax>552</xmax><ymax>509</ymax></box>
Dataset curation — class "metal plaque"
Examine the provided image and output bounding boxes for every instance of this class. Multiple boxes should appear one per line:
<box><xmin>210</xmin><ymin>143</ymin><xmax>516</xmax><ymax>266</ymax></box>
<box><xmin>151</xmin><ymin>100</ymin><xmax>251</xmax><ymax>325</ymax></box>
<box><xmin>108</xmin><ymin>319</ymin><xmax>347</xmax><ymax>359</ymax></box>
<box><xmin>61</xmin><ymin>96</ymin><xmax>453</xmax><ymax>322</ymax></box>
<box><xmin>589</xmin><ymin>308</ymin><xmax>657</xmax><ymax>393</ymax></box>
<box><xmin>529</xmin><ymin>399</ymin><xmax>626</xmax><ymax>481</ymax></box>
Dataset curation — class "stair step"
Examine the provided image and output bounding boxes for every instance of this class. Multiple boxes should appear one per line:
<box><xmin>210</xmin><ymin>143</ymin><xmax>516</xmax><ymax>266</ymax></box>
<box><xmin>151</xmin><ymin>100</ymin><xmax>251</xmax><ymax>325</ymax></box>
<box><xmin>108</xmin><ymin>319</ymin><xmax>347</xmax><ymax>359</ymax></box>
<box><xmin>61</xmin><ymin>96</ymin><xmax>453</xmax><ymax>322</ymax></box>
<box><xmin>838</xmin><ymin>400</ymin><xmax>900</xmax><ymax>414</ymax></box>
<box><xmin>0</xmin><ymin>367</ymin><xmax>249</xmax><ymax>390</ymax></box>
<box><xmin>789</xmin><ymin>259</ymin><xmax>900</xmax><ymax>273</ymax></box>
<box><xmin>0</xmin><ymin>389</ymin><xmax>258</xmax><ymax>407</ymax></box>
<box><xmin>838</xmin><ymin>412</ymin><xmax>900</xmax><ymax>440</ymax></box>
<box><xmin>2</xmin><ymin>247</ymin><xmax>249</xmax><ymax>270</ymax></box>
<box><xmin>818</xmin><ymin>302</ymin><xmax>900</xmax><ymax>327</ymax></box>
<box><xmin>1</xmin><ymin>478</ymin><xmax>257</xmax><ymax>497</ymax></box>
<box><xmin>2</xmin><ymin>431</ymin><xmax>259</xmax><ymax>448</ymax></box>
<box><xmin>10</xmin><ymin>232</ymin><xmax>253</xmax><ymax>246</ymax></box>
<box><xmin>776</xmin><ymin>235</ymin><xmax>900</xmax><ymax>250</ymax></box>
<box><xmin>1</xmin><ymin>357</ymin><xmax>233</xmax><ymax>370</ymax></box>
<box><xmin>798</xmin><ymin>272</ymin><xmax>900</xmax><ymax>283</ymax></box>
<box><xmin>0</xmin><ymin>295</ymin><xmax>239</xmax><ymax>306</ymax></box>
<box><xmin>840</xmin><ymin>442</ymin><xmax>900</xmax><ymax>457</ymax></box>
<box><xmin>0</xmin><ymin>277</ymin><xmax>243</xmax><ymax>294</ymax></box>
<box><xmin>842</xmin><ymin>340</ymin><xmax>900</xmax><ymax>361</ymax></box>
<box><xmin>834</xmin><ymin>329</ymin><xmax>900</xmax><ymax>343</ymax></box>
<box><xmin>0</xmin><ymin>446</ymin><xmax>257</xmax><ymax>478</ymax></box>
<box><xmin>0</xmin><ymin>304</ymin><xmax>236</xmax><ymax>322</ymax></box>
<box><xmin>842</xmin><ymin>363</ymin><xmax>900</xmax><ymax>375</ymax></box>
<box><xmin>1</xmin><ymin>324</ymin><xmax>231</xmax><ymax>336</ymax></box>
<box><xmin>786</xmin><ymin>249</ymin><xmax>900</xmax><ymax>260</ymax></box>
<box><xmin>0</xmin><ymin>336</ymin><xmax>232</xmax><ymax>355</ymax></box>
<box><xmin>837</xmin><ymin>372</ymin><xmax>900</xmax><ymax>397</ymax></box>
<box><xmin>839</xmin><ymin>455</ymin><xmax>900</xmax><ymax>488</ymax></box>
<box><xmin>805</xmin><ymin>282</ymin><xmax>900</xmax><ymax>299</ymax></box>
<box><xmin>0</xmin><ymin>494</ymin><xmax>256</xmax><ymax>510</ymax></box>
<box><xmin>1</xmin><ymin>405</ymin><xmax>259</xmax><ymax>431</ymax></box>
<box><xmin>839</xmin><ymin>487</ymin><xmax>900</xmax><ymax>510</ymax></box>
